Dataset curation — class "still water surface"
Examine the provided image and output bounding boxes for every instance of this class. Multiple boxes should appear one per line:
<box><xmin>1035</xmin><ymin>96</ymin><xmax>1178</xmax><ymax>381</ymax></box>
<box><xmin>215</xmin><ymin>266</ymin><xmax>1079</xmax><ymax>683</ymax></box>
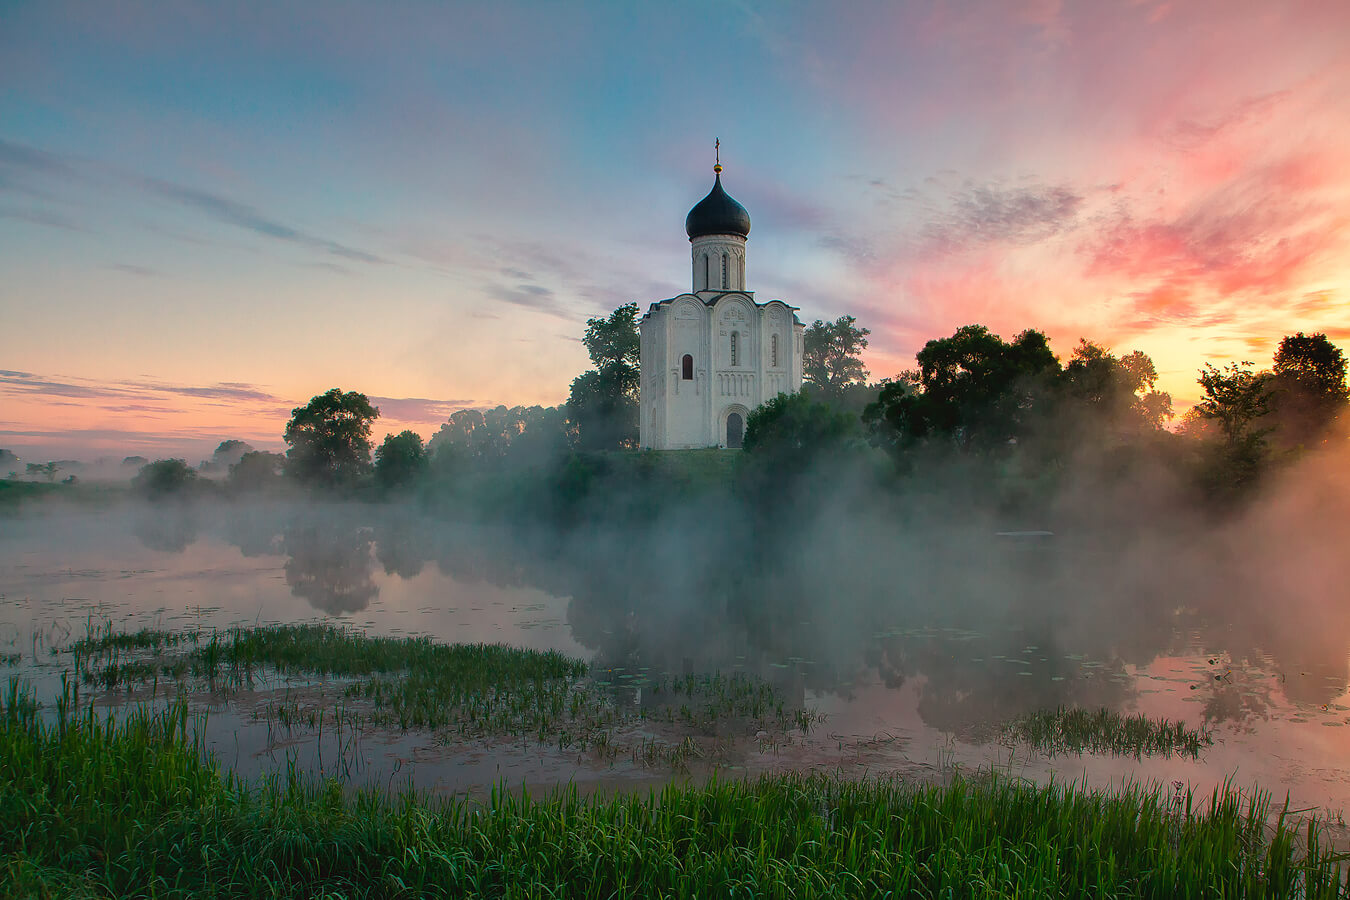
<box><xmin>3</xmin><ymin>503</ymin><xmax>1348</xmax><ymax>818</ymax></box>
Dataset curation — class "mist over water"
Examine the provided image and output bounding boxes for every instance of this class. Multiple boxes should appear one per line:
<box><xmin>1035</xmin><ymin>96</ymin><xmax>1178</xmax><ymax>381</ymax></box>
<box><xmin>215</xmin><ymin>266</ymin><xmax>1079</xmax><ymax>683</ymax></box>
<box><xmin>3</xmin><ymin>425</ymin><xmax>1349</xmax><ymax>807</ymax></box>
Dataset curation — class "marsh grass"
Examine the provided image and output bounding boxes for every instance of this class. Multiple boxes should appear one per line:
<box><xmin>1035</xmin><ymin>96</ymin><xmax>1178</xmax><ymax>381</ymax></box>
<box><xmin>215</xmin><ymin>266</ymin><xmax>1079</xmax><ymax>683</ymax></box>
<box><xmin>1005</xmin><ymin>705</ymin><xmax>1213</xmax><ymax>759</ymax></box>
<box><xmin>66</xmin><ymin>623</ymin><xmax>820</xmax><ymax>767</ymax></box>
<box><xmin>3</xmin><ymin>680</ymin><xmax>1346</xmax><ymax>898</ymax></box>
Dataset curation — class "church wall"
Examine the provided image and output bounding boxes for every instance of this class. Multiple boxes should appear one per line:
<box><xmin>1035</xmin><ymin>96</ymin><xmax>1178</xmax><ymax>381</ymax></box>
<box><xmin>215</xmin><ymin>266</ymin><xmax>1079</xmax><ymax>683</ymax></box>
<box><xmin>664</xmin><ymin>298</ymin><xmax>710</xmax><ymax>448</ymax></box>
<box><xmin>709</xmin><ymin>295</ymin><xmax>758</xmax><ymax>447</ymax></box>
<box><xmin>642</xmin><ymin>294</ymin><xmax>805</xmax><ymax>449</ymax></box>
<box><xmin>639</xmin><ymin>306</ymin><xmax>667</xmax><ymax>449</ymax></box>
<box><xmin>759</xmin><ymin>301</ymin><xmax>795</xmax><ymax>401</ymax></box>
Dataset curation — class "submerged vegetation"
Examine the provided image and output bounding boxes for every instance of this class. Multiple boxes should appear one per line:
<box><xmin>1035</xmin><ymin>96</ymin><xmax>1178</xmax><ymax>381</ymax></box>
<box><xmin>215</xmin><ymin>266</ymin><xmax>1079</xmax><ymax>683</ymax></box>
<box><xmin>1003</xmin><ymin>706</ymin><xmax>1214</xmax><ymax>760</ymax></box>
<box><xmin>2</xmin><ymin>681</ymin><xmax>1347</xmax><ymax>898</ymax></box>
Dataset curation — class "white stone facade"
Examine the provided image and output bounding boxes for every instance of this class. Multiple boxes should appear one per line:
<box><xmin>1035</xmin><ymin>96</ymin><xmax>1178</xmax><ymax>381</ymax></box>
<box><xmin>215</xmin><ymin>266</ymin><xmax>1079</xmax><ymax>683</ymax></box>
<box><xmin>639</xmin><ymin>236</ymin><xmax>804</xmax><ymax>450</ymax></box>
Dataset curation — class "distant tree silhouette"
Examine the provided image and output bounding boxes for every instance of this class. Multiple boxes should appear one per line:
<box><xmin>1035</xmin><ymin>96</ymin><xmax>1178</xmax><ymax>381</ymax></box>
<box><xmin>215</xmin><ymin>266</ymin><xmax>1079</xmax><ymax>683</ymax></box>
<box><xmin>205</xmin><ymin>439</ymin><xmax>255</xmax><ymax>473</ymax></box>
<box><xmin>1268</xmin><ymin>332</ymin><xmax>1348</xmax><ymax>449</ymax></box>
<box><xmin>1060</xmin><ymin>340</ymin><xmax>1172</xmax><ymax>433</ymax></box>
<box><xmin>132</xmin><ymin>459</ymin><xmax>199</xmax><ymax>498</ymax></box>
<box><xmin>226</xmin><ymin>451</ymin><xmax>285</xmax><ymax>493</ymax></box>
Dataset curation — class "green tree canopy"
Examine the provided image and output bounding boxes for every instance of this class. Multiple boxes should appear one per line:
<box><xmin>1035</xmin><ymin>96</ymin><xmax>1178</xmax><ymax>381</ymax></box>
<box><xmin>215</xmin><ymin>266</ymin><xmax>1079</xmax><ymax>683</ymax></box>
<box><xmin>865</xmin><ymin>324</ymin><xmax>1060</xmax><ymax>454</ymax></box>
<box><xmin>283</xmin><ymin>389</ymin><xmax>380</xmax><ymax>486</ymax></box>
<box><xmin>375</xmin><ymin>430</ymin><xmax>428</xmax><ymax>490</ymax></box>
<box><xmin>568</xmin><ymin>302</ymin><xmax>640</xmax><ymax>450</ymax></box>
<box><xmin>427</xmin><ymin>405</ymin><xmax>572</xmax><ymax>469</ymax></box>
<box><xmin>743</xmin><ymin>392</ymin><xmax>863</xmax><ymax>462</ymax></box>
<box><xmin>740</xmin><ymin>392</ymin><xmax>868</xmax><ymax>512</ymax></box>
<box><xmin>802</xmin><ymin>315</ymin><xmax>870</xmax><ymax>404</ymax></box>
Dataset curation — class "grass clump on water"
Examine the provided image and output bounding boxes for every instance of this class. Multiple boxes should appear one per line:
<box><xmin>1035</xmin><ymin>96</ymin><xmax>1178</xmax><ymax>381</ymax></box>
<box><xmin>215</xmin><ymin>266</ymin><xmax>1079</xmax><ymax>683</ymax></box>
<box><xmin>67</xmin><ymin>623</ymin><xmax>819</xmax><ymax>760</ymax></box>
<box><xmin>1004</xmin><ymin>705</ymin><xmax>1213</xmax><ymax>759</ymax></box>
<box><xmin>3</xmin><ymin>678</ymin><xmax>1347</xmax><ymax>898</ymax></box>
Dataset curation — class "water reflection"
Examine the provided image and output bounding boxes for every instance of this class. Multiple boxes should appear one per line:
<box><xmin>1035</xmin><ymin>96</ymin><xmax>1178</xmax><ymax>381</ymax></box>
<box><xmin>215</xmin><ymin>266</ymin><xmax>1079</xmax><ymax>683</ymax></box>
<box><xmin>282</xmin><ymin>520</ymin><xmax>378</xmax><ymax>614</ymax></box>
<box><xmin>132</xmin><ymin>506</ymin><xmax>199</xmax><ymax>553</ymax></box>
<box><xmin>130</xmin><ymin>498</ymin><xmax>1350</xmax><ymax>741</ymax></box>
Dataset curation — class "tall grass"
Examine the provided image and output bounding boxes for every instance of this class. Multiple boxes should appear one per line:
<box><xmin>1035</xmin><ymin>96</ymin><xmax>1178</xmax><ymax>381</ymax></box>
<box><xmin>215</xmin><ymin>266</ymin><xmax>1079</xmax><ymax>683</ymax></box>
<box><xmin>1005</xmin><ymin>706</ymin><xmax>1213</xmax><ymax>759</ymax></box>
<box><xmin>2</xmin><ymin>677</ymin><xmax>1346</xmax><ymax>898</ymax></box>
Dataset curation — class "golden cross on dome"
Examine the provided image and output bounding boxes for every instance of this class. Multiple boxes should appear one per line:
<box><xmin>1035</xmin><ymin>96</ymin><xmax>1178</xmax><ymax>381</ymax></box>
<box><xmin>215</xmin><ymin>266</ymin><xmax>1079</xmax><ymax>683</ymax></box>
<box><xmin>714</xmin><ymin>138</ymin><xmax>722</xmax><ymax>174</ymax></box>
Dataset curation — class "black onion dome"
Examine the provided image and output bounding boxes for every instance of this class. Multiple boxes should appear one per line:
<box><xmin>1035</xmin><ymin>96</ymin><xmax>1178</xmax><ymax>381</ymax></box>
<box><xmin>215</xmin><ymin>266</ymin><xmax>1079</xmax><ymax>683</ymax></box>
<box><xmin>685</xmin><ymin>174</ymin><xmax>751</xmax><ymax>239</ymax></box>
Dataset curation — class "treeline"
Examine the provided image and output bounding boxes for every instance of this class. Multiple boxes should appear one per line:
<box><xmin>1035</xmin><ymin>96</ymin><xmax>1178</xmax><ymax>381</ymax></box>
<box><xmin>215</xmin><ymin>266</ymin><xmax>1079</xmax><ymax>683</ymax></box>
<box><xmin>61</xmin><ymin>306</ymin><xmax>1345</xmax><ymax>527</ymax></box>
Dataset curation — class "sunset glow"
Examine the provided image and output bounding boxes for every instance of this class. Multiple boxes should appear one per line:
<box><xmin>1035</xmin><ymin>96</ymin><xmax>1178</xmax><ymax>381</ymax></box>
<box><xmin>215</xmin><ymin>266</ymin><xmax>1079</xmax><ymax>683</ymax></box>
<box><xmin>2</xmin><ymin>0</ymin><xmax>1347</xmax><ymax>461</ymax></box>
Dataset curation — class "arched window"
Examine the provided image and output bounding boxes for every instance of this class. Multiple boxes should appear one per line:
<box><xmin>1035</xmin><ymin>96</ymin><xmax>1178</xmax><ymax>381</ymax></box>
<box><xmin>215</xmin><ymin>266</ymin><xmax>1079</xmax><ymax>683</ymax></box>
<box><xmin>771</xmin><ymin>334</ymin><xmax>779</xmax><ymax>367</ymax></box>
<box><xmin>730</xmin><ymin>332</ymin><xmax>738</xmax><ymax>366</ymax></box>
<box><xmin>681</xmin><ymin>354</ymin><xmax>693</xmax><ymax>380</ymax></box>
<box><xmin>722</xmin><ymin>254</ymin><xmax>728</xmax><ymax>289</ymax></box>
<box><xmin>702</xmin><ymin>254</ymin><xmax>709</xmax><ymax>290</ymax></box>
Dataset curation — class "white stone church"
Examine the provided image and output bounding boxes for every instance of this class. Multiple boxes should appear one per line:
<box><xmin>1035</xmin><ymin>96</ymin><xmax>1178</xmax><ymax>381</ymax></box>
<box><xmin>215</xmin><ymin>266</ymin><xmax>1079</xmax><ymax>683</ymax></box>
<box><xmin>639</xmin><ymin>163</ymin><xmax>804</xmax><ymax>449</ymax></box>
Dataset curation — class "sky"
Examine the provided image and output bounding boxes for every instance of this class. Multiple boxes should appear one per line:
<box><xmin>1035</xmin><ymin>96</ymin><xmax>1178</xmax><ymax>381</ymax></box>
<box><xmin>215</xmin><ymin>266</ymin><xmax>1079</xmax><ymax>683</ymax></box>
<box><xmin>2</xmin><ymin>0</ymin><xmax>1348</xmax><ymax>463</ymax></box>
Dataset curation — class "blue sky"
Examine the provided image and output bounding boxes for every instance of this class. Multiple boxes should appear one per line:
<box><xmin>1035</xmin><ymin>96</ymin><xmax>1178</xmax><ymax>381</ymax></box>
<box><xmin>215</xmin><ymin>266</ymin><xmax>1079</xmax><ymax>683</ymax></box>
<box><xmin>3</xmin><ymin>0</ymin><xmax>1348</xmax><ymax>461</ymax></box>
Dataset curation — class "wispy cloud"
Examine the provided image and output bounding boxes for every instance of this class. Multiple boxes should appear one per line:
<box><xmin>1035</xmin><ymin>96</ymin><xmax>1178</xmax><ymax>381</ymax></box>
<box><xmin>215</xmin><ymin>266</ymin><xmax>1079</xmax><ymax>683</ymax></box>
<box><xmin>105</xmin><ymin>262</ymin><xmax>157</xmax><ymax>277</ymax></box>
<box><xmin>0</xmin><ymin>206</ymin><xmax>86</xmax><ymax>231</ymax></box>
<box><xmin>0</xmin><ymin>372</ymin><xmax>119</xmax><ymax>400</ymax></box>
<box><xmin>0</xmin><ymin>372</ymin><xmax>281</xmax><ymax>405</ymax></box>
<box><xmin>920</xmin><ymin>180</ymin><xmax>1084</xmax><ymax>252</ymax></box>
<box><xmin>0</xmin><ymin>138</ymin><xmax>386</xmax><ymax>265</ymax></box>
<box><xmin>0</xmin><ymin>139</ymin><xmax>79</xmax><ymax>178</ymax></box>
<box><xmin>487</xmin><ymin>282</ymin><xmax>568</xmax><ymax>317</ymax></box>
<box><xmin>369</xmin><ymin>396</ymin><xmax>476</xmax><ymax>422</ymax></box>
<box><xmin>1084</xmin><ymin>151</ymin><xmax>1345</xmax><ymax>328</ymax></box>
<box><xmin>136</xmin><ymin>176</ymin><xmax>386</xmax><ymax>264</ymax></box>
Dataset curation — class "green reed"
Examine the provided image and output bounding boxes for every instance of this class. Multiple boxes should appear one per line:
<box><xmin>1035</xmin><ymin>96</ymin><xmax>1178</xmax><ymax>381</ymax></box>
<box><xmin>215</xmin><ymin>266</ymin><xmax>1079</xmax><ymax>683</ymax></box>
<box><xmin>1005</xmin><ymin>705</ymin><xmax>1214</xmax><ymax>759</ymax></box>
<box><xmin>3</xmin><ymin>680</ymin><xmax>1346</xmax><ymax>898</ymax></box>
<box><xmin>63</xmin><ymin>624</ymin><xmax>821</xmax><ymax>766</ymax></box>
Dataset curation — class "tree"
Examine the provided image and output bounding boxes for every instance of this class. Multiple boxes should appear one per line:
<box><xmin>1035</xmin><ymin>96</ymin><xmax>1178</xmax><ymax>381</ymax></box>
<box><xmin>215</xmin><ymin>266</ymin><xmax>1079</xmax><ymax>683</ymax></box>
<box><xmin>740</xmin><ymin>392</ymin><xmax>869</xmax><ymax>516</ymax></box>
<box><xmin>375</xmin><ymin>430</ymin><xmax>428</xmax><ymax>490</ymax></box>
<box><xmin>1268</xmin><ymin>332</ymin><xmax>1348</xmax><ymax>448</ymax></box>
<box><xmin>743</xmin><ymin>392</ymin><xmax>863</xmax><ymax>462</ymax></box>
<box><xmin>425</xmin><ymin>405</ymin><xmax>572</xmax><ymax>470</ymax></box>
<box><xmin>205</xmin><ymin>439</ymin><xmax>255</xmax><ymax>474</ymax></box>
<box><xmin>25</xmin><ymin>461</ymin><xmax>61</xmax><ymax>482</ymax></box>
<box><xmin>802</xmin><ymin>316</ymin><xmax>870</xmax><ymax>404</ymax></box>
<box><xmin>1192</xmin><ymin>361</ymin><xmax>1274</xmax><ymax>492</ymax></box>
<box><xmin>1060</xmin><ymin>340</ymin><xmax>1172</xmax><ymax>433</ymax></box>
<box><xmin>226</xmin><ymin>451</ymin><xmax>285</xmax><ymax>493</ymax></box>
<box><xmin>283</xmin><ymin>389</ymin><xmax>380</xmax><ymax>486</ymax></box>
<box><xmin>132</xmin><ymin>459</ymin><xmax>199</xmax><ymax>498</ymax></box>
<box><xmin>1273</xmin><ymin>333</ymin><xmax>1349</xmax><ymax>403</ymax></box>
<box><xmin>865</xmin><ymin>325</ymin><xmax>1060</xmax><ymax>454</ymax></box>
<box><xmin>1194</xmin><ymin>362</ymin><xmax>1273</xmax><ymax>446</ymax></box>
<box><xmin>567</xmin><ymin>302</ymin><xmax>640</xmax><ymax>450</ymax></box>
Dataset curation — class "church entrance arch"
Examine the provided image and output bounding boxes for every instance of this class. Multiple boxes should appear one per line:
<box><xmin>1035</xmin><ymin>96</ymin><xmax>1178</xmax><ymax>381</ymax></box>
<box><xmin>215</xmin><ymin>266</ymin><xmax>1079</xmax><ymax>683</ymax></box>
<box><xmin>723</xmin><ymin>415</ymin><xmax>745</xmax><ymax>450</ymax></box>
<box><xmin>721</xmin><ymin>404</ymin><xmax>750</xmax><ymax>449</ymax></box>
<box><xmin>726</xmin><ymin>413</ymin><xmax>743</xmax><ymax>448</ymax></box>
